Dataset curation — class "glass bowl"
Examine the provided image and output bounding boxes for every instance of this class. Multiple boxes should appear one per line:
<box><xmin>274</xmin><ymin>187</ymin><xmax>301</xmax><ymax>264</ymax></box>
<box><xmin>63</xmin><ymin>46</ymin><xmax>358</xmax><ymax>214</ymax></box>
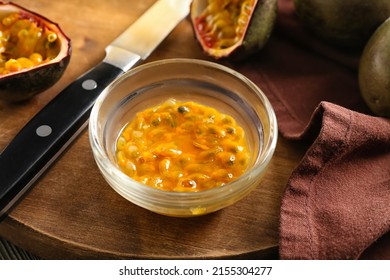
<box><xmin>89</xmin><ymin>58</ymin><xmax>277</xmax><ymax>217</ymax></box>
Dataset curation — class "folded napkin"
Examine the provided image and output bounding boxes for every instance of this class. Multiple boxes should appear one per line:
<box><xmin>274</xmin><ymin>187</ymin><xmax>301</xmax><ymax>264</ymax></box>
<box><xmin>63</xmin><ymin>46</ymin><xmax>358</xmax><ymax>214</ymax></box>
<box><xmin>279</xmin><ymin>102</ymin><xmax>390</xmax><ymax>259</ymax></box>
<box><xmin>231</xmin><ymin>0</ymin><xmax>390</xmax><ymax>259</ymax></box>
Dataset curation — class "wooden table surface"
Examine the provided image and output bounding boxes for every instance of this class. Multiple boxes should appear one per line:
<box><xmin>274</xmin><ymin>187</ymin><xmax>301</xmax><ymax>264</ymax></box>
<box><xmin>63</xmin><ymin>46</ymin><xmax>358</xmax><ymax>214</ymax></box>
<box><xmin>0</xmin><ymin>0</ymin><xmax>307</xmax><ymax>259</ymax></box>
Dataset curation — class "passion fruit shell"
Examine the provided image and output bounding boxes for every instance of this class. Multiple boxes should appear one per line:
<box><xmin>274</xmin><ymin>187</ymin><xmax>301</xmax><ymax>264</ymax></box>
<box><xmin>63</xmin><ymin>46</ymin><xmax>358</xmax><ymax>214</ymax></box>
<box><xmin>359</xmin><ymin>18</ymin><xmax>390</xmax><ymax>118</ymax></box>
<box><xmin>190</xmin><ymin>0</ymin><xmax>277</xmax><ymax>61</ymax></box>
<box><xmin>0</xmin><ymin>2</ymin><xmax>71</xmax><ymax>102</ymax></box>
<box><xmin>293</xmin><ymin>0</ymin><xmax>390</xmax><ymax>49</ymax></box>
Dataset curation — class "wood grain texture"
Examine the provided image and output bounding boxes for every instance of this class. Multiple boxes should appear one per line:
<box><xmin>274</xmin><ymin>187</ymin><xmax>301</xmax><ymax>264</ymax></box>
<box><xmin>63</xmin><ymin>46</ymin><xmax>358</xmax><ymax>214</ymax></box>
<box><xmin>0</xmin><ymin>0</ymin><xmax>307</xmax><ymax>259</ymax></box>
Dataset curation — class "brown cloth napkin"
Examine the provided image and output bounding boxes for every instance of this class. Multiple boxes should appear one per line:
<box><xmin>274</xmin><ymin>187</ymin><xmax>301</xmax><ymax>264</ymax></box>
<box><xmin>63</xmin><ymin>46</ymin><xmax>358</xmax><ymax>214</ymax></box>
<box><xmin>279</xmin><ymin>102</ymin><xmax>390</xmax><ymax>259</ymax></box>
<box><xmin>230</xmin><ymin>0</ymin><xmax>390</xmax><ymax>259</ymax></box>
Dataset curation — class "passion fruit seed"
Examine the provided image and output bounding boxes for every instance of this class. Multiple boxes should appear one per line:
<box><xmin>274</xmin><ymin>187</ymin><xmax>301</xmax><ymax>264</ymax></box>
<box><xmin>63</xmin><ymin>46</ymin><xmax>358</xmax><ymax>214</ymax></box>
<box><xmin>195</xmin><ymin>0</ymin><xmax>254</xmax><ymax>50</ymax></box>
<box><xmin>47</xmin><ymin>32</ymin><xmax>57</xmax><ymax>43</ymax></box>
<box><xmin>0</xmin><ymin>13</ymin><xmax>60</xmax><ymax>76</ymax></box>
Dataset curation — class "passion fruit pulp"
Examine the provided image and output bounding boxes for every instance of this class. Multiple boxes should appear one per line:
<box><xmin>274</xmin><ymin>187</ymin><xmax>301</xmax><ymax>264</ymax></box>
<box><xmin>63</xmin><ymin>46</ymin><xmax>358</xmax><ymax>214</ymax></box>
<box><xmin>359</xmin><ymin>18</ymin><xmax>390</xmax><ymax>118</ymax></box>
<box><xmin>0</xmin><ymin>2</ymin><xmax>71</xmax><ymax>102</ymax></box>
<box><xmin>191</xmin><ymin>0</ymin><xmax>277</xmax><ymax>60</ymax></box>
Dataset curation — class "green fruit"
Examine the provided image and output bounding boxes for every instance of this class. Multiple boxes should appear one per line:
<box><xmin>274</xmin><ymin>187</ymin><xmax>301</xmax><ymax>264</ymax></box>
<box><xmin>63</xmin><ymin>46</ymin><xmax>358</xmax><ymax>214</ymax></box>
<box><xmin>293</xmin><ymin>0</ymin><xmax>390</xmax><ymax>49</ymax></box>
<box><xmin>190</xmin><ymin>0</ymin><xmax>278</xmax><ymax>60</ymax></box>
<box><xmin>359</xmin><ymin>18</ymin><xmax>390</xmax><ymax>118</ymax></box>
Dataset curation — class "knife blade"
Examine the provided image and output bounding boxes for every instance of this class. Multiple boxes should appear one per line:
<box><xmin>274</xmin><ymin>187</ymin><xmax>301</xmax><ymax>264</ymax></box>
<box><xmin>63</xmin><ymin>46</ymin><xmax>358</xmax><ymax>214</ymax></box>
<box><xmin>0</xmin><ymin>0</ymin><xmax>191</xmax><ymax>217</ymax></box>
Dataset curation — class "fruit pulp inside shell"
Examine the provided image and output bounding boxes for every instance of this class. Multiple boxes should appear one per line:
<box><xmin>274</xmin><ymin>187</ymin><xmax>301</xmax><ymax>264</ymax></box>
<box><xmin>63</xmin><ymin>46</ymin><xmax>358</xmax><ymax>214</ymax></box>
<box><xmin>0</xmin><ymin>12</ymin><xmax>61</xmax><ymax>76</ymax></box>
<box><xmin>194</xmin><ymin>0</ymin><xmax>255</xmax><ymax>51</ymax></box>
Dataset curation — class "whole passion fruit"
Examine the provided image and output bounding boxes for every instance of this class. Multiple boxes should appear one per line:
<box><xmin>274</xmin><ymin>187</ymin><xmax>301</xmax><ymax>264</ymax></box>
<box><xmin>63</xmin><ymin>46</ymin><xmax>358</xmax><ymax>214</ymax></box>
<box><xmin>293</xmin><ymin>0</ymin><xmax>390</xmax><ymax>49</ymax></box>
<box><xmin>0</xmin><ymin>2</ymin><xmax>71</xmax><ymax>102</ymax></box>
<box><xmin>359</xmin><ymin>18</ymin><xmax>390</xmax><ymax>118</ymax></box>
<box><xmin>190</xmin><ymin>0</ymin><xmax>277</xmax><ymax>61</ymax></box>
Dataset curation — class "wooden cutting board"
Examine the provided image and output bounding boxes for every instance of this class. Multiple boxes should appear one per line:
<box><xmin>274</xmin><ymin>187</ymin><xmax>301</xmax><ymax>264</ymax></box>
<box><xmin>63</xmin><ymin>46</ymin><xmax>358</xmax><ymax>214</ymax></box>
<box><xmin>0</xmin><ymin>0</ymin><xmax>306</xmax><ymax>259</ymax></box>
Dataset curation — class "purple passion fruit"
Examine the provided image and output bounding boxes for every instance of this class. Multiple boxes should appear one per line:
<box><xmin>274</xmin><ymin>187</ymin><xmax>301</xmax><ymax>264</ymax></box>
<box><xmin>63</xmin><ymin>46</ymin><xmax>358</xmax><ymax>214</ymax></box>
<box><xmin>293</xmin><ymin>0</ymin><xmax>390</xmax><ymax>49</ymax></box>
<box><xmin>0</xmin><ymin>2</ymin><xmax>71</xmax><ymax>102</ymax></box>
<box><xmin>359</xmin><ymin>18</ymin><xmax>390</xmax><ymax>118</ymax></box>
<box><xmin>190</xmin><ymin>0</ymin><xmax>277</xmax><ymax>61</ymax></box>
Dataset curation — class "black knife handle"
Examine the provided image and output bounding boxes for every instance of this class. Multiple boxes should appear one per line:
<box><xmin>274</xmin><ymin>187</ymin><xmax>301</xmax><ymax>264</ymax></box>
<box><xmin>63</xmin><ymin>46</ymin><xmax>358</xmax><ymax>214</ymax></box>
<box><xmin>0</xmin><ymin>62</ymin><xmax>123</xmax><ymax>217</ymax></box>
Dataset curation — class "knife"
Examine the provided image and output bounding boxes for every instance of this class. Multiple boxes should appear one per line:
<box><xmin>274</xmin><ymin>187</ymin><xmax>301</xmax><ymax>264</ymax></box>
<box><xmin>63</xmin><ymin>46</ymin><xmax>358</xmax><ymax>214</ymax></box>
<box><xmin>0</xmin><ymin>0</ymin><xmax>191</xmax><ymax>217</ymax></box>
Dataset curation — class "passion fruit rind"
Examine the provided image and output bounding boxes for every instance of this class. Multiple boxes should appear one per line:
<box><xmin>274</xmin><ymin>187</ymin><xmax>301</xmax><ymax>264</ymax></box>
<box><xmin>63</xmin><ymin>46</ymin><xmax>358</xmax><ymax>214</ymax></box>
<box><xmin>234</xmin><ymin>0</ymin><xmax>277</xmax><ymax>61</ymax></box>
<box><xmin>0</xmin><ymin>2</ymin><xmax>71</xmax><ymax>102</ymax></box>
<box><xmin>293</xmin><ymin>0</ymin><xmax>390</xmax><ymax>49</ymax></box>
<box><xmin>191</xmin><ymin>0</ymin><xmax>278</xmax><ymax>61</ymax></box>
<box><xmin>359</xmin><ymin>18</ymin><xmax>390</xmax><ymax>118</ymax></box>
<box><xmin>0</xmin><ymin>54</ymin><xmax>70</xmax><ymax>102</ymax></box>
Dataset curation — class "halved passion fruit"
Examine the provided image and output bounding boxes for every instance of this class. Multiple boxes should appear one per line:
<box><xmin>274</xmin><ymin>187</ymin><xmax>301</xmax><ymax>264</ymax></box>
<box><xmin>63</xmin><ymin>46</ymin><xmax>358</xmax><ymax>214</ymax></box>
<box><xmin>190</xmin><ymin>0</ymin><xmax>277</xmax><ymax>60</ymax></box>
<box><xmin>0</xmin><ymin>2</ymin><xmax>71</xmax><ymax>102</ymax></box>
